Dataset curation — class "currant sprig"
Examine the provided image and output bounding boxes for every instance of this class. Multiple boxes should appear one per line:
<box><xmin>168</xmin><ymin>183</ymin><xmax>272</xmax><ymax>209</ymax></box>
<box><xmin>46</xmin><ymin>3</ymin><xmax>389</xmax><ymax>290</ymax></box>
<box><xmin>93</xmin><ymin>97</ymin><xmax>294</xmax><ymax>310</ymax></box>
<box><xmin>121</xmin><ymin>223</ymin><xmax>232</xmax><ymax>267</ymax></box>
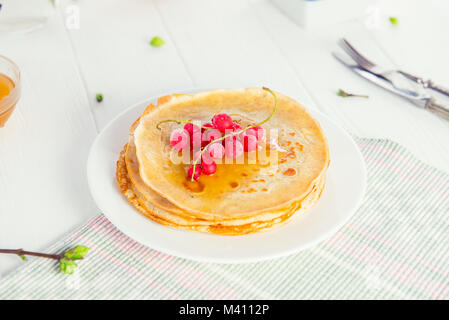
<box><xmin>190</xmin><ymin>87</ymin><xmax>277</xmax><ymax>181</ymax></box>
<box><xmin>155</xmin><ymin>87</ymin><xmax>277</xmax><ymax>181</ymax></box>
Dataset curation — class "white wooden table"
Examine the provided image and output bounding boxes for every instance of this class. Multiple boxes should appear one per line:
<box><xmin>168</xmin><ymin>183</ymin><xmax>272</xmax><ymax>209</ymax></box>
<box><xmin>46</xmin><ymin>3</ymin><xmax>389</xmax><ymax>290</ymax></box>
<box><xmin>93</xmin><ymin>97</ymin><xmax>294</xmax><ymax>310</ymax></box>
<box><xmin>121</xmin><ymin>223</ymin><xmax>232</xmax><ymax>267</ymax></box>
<box><xmin>1</xmin><ymin>0</ymin><xmax>448</xmax><ymax>277</ymax></box>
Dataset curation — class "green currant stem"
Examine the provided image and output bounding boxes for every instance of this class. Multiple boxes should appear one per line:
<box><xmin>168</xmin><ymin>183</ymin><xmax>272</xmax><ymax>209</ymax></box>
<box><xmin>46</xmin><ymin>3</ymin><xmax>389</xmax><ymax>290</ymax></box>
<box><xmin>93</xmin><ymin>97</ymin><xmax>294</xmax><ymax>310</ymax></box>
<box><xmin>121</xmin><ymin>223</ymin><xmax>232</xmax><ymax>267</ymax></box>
<box><xmin>190</xmin><ymin>87</ymin><xmax>277</xmax><ymax>181</ymax></box>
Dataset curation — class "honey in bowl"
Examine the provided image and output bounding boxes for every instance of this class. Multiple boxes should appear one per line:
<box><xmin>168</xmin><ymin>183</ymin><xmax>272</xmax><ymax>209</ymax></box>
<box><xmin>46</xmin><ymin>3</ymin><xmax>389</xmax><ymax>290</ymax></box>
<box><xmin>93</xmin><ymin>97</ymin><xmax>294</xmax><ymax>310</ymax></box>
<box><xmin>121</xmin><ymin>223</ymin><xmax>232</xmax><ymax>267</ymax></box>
<box><xmin>0</xmin><ymin>73</ymin><xmax>17</xmax><ymax>127</ymax></box>
<box><xmin>0</xmin><ymin>73</ymin><xmax>15</xmax><ymax>100</ymax></box>
<box><xmin>0</xmin><ymin>55</ymin><xmax>21</xmax><ymax>128</ymax></box>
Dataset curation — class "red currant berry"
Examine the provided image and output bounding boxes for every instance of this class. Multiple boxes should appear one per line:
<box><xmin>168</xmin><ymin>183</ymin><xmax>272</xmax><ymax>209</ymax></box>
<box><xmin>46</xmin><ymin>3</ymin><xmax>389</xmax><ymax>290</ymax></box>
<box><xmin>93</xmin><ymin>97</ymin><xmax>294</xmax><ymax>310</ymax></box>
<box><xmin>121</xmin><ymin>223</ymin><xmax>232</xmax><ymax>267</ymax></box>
<box><xmin>203</xmin><ymin>128</ymin><xmax>222</xmax><ymax>143</ymax></box>
<box><xmin>224</xmin><ymin>134</ymin><xmax>240</xmax><ymax>145</ymax></box>
<box><xmin>208</xmin><ymin>143</ymin><xmax>225</xmax><ymax>159</ymax></box>
<box><xmin>202</xmin><ymin>152</ymin><xmax>214</xmax><ymax>164</ymax></box>
<box><xmin>201</xmin><ymin>134</ymin><xmax>209</xmax><ymax>148</ymax></box>
<box><xmin>187</xmin><ymin>166</ymin><xmax>202</xmax><ymax>180</ymax></box>
<box><xmin>225</xmin><ymin>139</ymin><xmax>244</xmax><ymax>159</ymax></box>
<box><xmin>193</xmin><ymin>150</ymin><xmax>202</xmax><ymax>163</ymax></box>
<box><xmin>231</xmin><ymin>123</ymin><xmax>241</xmax><ymax>132</ymax></box>
<box><xmin>253</xmin><ymin>126</ymin><xmax>264</xmax><ymax>141</ymax></box>
<box><xmin>245</xmin><ymin>126</ymin><xmax>264</xmax><ymax>141</ymax></box>
<box><xmin>184</xmin><ymin>123</ymin><xmax>200</xmax><ymax>136</ymax></box>
<box><xmin>212</xmin><ymin>113</ymin><xmax>233</xmax><ymax>133</ymax></box>
<box><xmin>201</xmin><ymin>160</ymin><xmax>217</xmax><ymax>175</ymax></box>
<box><xmin>202</xmin><ymin>122</ymin><xmax>214</xmax><ymax>132</ymax></box>
<box><xmin>170</xmin><ymin>129</ymin><xmax>190</xmax><ymax>151</ymax></box>
<box><xmin>244</xmin><ymin>128</ymin><xmax>257</xmax><ymax>137</ymax></box>
<box><xmin>243</xmin><ymin>134</ymin><xmax>258</xmax><ymax>152</ymax></box>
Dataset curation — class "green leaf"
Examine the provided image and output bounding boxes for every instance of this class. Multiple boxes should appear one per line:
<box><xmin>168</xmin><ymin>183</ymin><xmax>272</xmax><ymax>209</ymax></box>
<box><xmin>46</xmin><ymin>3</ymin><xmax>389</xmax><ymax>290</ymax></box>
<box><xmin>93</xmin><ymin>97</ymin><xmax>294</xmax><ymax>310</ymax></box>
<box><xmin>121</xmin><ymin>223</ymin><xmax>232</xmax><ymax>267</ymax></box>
<box><xmin>59</xmin><ymin>258</ymin><xmax>78</xmax><ymax>275</ymax></box>
<box><xmin>337</xmin><ymin>89</ymin><xmax>368</xmax><ymax>98</ymax></box>
<box><xmin>64</xmin><ymin>245</ymin><xmax>90</xmax><ymax>260</ymax></box>
<box><xmin>96</xmin><ymin>93</ymin><xmax>104</xmax><ymax>102</ymax></box>
<box><xmin>20</xmin><ymin>255</ymin><xmax>27</xmax><ymax>261</ymax></box>
<box><xmin>337</xmin><ymin>89</ymin><xmax>348</xmax><ymax>97</ymax></box>
<box><xmin>389</xmin><ymin>17</ymin><xmax>398</xmax><ymax>25</ymax></box>
<box><xmin>150</xmin><ymin>36</ymin><xmax>165</xmax><ymax>47</ymax></box>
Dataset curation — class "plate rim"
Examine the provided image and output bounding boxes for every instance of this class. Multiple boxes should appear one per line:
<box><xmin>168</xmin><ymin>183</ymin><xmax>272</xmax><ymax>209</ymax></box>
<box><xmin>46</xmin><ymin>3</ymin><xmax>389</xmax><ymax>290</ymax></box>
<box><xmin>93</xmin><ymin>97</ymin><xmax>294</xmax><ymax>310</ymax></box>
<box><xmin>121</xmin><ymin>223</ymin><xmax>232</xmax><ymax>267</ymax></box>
<box><xmin>87</xmin><ymin>90</ymin><xmax>367</xmax><ymax>264</ymax></box>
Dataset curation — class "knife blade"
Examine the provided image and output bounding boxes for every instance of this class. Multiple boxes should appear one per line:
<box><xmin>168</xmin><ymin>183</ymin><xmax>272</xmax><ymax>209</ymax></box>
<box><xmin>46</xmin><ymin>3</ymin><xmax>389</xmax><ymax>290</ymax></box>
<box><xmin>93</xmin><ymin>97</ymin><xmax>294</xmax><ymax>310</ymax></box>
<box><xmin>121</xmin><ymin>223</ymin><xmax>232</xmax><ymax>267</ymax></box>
<box><xmin>333</xmin><ymin>52</ymin><xmax>449</xmax><ymax>120</ymax></box>
<box><xmin>333</xmin><ymin>52</ymin><xmax>428</xmax><ymax>107</ymax></box>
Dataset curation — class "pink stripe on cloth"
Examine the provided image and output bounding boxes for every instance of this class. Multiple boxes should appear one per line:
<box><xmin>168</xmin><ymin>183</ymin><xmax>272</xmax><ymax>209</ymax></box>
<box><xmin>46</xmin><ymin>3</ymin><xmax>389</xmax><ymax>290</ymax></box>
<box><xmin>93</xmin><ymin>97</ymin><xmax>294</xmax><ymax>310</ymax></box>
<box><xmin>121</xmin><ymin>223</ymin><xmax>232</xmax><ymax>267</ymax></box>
<box><xmin>364</xmin><ymin>153</ymin><xmax>449</xmax><ymax>200</ymax></box>
<box><xmin>0</xmin><ymin>138</ymin><xmax>447</xmax><ymax>300</ymax></box>
<box><xmin>72</xmin><ymin>232</ymin><xmax>181</xmax><ymax>299</ymax></box>
<box><xmin>84</xmin><ymin>217</ymin><xmax>239</xmax><ymax>299</ymax></box>
<box><xmin>345</xmin><ymin>224</ymin><xmax>448</xmax><ymax>278</ymax></box>
<box><xmin>360</xmin><ymin>142</ymin><xmax>449</xmax><ymax>193</ymax></box>
<box><xmin>324</xmin><ymin>229</ymin><xmax>443</xmax><ymax>299</ymax></box>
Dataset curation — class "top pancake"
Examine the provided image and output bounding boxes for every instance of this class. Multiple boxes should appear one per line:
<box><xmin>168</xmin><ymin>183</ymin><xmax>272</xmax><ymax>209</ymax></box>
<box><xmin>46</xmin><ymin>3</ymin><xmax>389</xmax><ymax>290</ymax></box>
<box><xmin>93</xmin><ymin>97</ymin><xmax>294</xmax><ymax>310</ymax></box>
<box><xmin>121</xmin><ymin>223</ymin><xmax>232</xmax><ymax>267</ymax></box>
<box><xmin>134</xmin><ymin>88</ymin><xmax>329</xmax><ymax>218</ymax></box>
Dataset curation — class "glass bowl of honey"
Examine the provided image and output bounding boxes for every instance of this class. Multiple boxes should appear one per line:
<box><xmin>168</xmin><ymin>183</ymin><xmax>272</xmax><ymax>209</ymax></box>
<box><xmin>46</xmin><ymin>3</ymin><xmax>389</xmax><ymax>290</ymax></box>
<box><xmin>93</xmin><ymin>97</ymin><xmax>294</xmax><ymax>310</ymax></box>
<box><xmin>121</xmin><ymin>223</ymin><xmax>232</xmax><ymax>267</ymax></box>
<box><xmin>0</xmin><ymin>55</ymin><xmax>21</xmax><ymax>127</ymax></box>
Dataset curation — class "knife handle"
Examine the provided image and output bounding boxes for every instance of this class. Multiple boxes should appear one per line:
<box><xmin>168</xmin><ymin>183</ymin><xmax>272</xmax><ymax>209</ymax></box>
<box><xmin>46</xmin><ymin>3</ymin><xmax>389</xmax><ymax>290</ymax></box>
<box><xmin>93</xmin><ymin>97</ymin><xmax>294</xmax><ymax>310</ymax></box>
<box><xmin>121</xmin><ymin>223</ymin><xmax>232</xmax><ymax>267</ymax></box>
<box><xmin>426</xmin><ymin>98</ymin><xmax>449</xmax><ymax>120</ymax></box>
<box><xmin>427</xmin><ymin>80</ymin><xmax>449</xmax><ymax>98</ymax></box>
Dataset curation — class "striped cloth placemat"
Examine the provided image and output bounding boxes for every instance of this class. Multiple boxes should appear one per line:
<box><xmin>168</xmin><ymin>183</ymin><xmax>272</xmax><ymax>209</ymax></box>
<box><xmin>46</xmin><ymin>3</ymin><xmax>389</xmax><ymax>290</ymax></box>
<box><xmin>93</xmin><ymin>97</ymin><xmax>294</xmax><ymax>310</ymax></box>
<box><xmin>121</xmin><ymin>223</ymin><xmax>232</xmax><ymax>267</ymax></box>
<box><xmin>0</xmin><ymin>138</ymin><xmax>448</xmax><ymax>299</ymax></box>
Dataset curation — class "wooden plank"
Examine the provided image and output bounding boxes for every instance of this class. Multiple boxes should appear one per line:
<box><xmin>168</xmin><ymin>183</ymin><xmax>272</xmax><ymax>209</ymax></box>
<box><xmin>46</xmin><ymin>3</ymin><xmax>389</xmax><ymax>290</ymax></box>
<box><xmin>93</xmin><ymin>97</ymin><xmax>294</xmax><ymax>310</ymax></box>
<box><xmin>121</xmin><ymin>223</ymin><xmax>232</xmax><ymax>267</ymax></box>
<box><xmin>153</xmin><ymin>0</ymin><xmax>316</xmax><ymax>109</ymax></box>
<box><xmin>371</xmin><ymin>0</ymin><xmax>449</xmax><ymax>90</ymax></box>
<box><xmin>2</xmin><ymin>0</ymin><xmax>447</xmax><ymax>277</ymax></box>
<box><xmin>62</xmin><ymin>0</ymin><xmax>194</xmax><ymax>130</ymax></box>
<box><xmin>252</xmin><ymin>0</ymin><xmax>449</xmax><ymax>171</ymax></box>
<box><xmin>0</xmin><ymin>13</ymin><xmax>98</xmax><ymax>275</ymax></box>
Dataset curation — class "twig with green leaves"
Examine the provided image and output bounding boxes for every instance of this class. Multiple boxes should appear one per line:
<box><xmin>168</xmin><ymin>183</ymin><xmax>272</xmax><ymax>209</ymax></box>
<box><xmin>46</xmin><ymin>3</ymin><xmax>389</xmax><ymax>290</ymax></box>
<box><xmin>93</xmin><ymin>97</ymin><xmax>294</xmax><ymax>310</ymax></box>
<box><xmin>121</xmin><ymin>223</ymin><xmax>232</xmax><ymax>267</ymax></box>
<box><xmin>337</xmin><ymin>89</ymin><xmax>369</xmax><ymax>98</ymax></box>
<box><xmin>0</xmin><ymin>245</ymin><xmax>90</xmax><ymax>275</ymax></box>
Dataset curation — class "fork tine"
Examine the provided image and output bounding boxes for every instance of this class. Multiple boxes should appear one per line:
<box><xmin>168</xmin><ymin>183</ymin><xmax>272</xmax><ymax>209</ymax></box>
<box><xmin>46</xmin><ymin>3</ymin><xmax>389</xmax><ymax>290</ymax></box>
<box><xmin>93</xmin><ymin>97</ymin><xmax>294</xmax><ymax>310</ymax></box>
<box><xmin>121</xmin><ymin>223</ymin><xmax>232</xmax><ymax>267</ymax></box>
<box><xmin>339</xmin><ymin>39</ymin><xmax>371</xmax><ymax>68</ymax></box>
<box><xmin>339</xmin><ymin>38</ymin><xmax>376</xmax><ymax>69</ymax></box>
<box><xmin>339</xmin><ymin>40</ymin><xmax>367</xmax><ymax>67</ymax></box>
<box><xmin>339</xmin><ymin>39</ymin><xmax>374</xmax><ymax>67</ymax></box>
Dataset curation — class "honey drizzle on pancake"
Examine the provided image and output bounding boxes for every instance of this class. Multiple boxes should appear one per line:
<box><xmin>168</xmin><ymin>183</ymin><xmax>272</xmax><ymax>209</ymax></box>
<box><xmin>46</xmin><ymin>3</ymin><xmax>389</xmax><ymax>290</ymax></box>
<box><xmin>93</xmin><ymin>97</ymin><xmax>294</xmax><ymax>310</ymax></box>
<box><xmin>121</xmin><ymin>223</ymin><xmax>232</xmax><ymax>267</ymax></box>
<box><xmin>165</xmin><ymin>114</ymin><xmax>287</xmax><ymax>207</ymax></box>
<box><xmin>169</xmin><ymin>119</ymin><xmax>306</xmax><ymax>206</ymax></box>
<box><xmin>172</xmin><ymin>148</ymin><xmax>279</xmax><ymax>198</ymax></box>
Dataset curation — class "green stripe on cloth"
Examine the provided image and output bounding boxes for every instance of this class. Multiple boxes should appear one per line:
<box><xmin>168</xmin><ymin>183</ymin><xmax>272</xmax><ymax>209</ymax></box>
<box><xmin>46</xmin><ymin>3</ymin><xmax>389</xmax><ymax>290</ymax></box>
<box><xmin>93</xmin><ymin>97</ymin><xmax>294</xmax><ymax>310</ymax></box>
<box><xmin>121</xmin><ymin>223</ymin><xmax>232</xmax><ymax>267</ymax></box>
<box><xmin>0</xmin><ymin>138</ymin><xmax>448</xmax><ymax>299</ymax></box>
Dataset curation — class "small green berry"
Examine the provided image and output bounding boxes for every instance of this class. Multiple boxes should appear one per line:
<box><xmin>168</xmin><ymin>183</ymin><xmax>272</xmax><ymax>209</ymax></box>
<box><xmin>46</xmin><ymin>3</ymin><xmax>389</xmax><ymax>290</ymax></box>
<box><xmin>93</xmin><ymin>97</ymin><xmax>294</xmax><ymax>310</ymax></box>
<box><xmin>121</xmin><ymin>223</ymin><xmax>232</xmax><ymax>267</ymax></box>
<box><xmin>96</xmin><ymin>93</ymin><xmax>104</xmax><ymax>102</ymax></box>
<box><xmin>150</xmin><ymin>36</ymin><xmax>165</xmax><ymax>47</ymax></box>
<box><xmin>389</xmin><ymin>17</ymin><xmax>398</xmax><ymax>25</ymax></box>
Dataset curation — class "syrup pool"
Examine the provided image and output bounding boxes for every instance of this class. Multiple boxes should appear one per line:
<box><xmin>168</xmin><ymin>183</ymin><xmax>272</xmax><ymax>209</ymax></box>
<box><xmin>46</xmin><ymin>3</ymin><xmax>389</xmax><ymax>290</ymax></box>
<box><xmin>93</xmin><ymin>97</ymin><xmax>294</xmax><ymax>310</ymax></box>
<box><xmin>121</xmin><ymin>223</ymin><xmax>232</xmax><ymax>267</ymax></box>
<box><xmin>174</xmin><ymin>148</ymin><xmax>279</xmax><ymax>198</ymax></box>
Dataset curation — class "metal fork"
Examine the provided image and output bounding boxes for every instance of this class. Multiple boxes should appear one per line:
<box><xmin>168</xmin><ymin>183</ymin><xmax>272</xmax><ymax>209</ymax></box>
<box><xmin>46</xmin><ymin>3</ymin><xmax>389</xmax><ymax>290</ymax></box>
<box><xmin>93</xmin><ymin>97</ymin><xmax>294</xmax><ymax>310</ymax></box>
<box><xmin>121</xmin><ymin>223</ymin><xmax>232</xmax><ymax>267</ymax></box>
<box><xmin>338</xmin><ymin>38</ymin><xmax>419</xmax><ymax>95</ymax></box>
<box><xmin>397</xmin><ymin>70</ymin><xmax>449</xmax><ymax>97</ymax></box>
<box><xmin>339</xmin><ymin>39</ymin><xmax>381</xmax><ymax>74</ymax></box>
<box><xmin>334</xmin><ymin>47</ymin><xmax>449</xmax><ymax>120</ymax></box>
<box><xmin>339</xmin><ymin>38</ymin><xmax>449</xmax><ymax>98</ymax></box>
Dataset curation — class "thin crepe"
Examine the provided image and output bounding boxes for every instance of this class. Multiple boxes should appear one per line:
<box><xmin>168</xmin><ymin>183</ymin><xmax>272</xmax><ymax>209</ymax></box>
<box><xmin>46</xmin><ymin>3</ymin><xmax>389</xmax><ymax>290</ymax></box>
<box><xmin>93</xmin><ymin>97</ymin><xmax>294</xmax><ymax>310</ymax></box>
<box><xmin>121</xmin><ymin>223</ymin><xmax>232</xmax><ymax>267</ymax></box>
<box><xmin>133</xmin><ymin>88</ymin><xmax>329</xmax><ymax>219</ymax></box>
<box><xmin>117</xmin><ymin>146</ymin><xmax>325</xmax><ymax>235</ymax></box>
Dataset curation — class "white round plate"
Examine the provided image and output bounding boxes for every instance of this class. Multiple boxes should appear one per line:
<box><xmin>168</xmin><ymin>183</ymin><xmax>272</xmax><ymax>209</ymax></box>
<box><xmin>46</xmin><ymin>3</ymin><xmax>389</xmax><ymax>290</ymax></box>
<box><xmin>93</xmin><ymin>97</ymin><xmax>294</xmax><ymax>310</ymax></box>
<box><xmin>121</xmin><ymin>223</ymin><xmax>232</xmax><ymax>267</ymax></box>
<box><xmin>87</xmin><ymin>93</ymin><xmax>366</xmax><ymax>264</ymax></box>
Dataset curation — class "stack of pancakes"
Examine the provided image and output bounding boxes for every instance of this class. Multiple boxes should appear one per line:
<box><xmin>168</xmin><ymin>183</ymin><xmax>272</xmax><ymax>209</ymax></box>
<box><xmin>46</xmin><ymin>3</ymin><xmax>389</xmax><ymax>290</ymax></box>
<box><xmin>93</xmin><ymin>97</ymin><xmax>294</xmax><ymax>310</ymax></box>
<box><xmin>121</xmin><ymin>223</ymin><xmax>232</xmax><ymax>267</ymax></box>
<box><xmin>116</xmin><ymin>88</ymin><xmax>329</xmax><ymax>235</ymax></box>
